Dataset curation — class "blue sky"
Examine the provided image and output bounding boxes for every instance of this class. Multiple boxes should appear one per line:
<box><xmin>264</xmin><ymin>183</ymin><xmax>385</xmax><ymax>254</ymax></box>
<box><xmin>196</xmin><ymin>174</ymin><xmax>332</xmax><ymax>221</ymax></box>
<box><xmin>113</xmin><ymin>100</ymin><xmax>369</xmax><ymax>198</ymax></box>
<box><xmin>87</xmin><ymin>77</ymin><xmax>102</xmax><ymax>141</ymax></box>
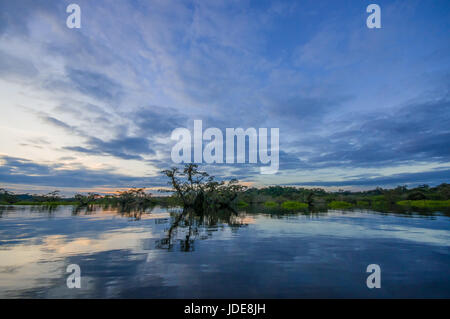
<box><xmin>0</xmin><ymin>0</ymin><xmax>449</xmax><ymax>195</ymax></box>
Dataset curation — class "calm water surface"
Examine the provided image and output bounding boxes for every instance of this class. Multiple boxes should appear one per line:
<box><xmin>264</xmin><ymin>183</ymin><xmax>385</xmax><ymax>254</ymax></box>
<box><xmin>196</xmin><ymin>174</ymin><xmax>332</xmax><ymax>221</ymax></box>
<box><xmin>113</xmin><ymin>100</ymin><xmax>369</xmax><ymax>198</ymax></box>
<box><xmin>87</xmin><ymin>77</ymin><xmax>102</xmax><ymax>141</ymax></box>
<box><xmin>0</xmin><ymin>205</ymin><xmax>449</xmax><ymax>298</ymax></box>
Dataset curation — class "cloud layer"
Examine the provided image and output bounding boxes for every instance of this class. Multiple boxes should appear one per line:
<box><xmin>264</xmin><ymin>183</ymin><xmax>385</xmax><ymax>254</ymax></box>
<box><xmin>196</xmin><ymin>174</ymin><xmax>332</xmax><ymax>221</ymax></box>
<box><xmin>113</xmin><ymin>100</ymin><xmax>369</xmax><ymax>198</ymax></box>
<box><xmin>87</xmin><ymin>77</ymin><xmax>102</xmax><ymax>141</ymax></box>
<box><xmin>0</xmin><ymin>0</ymin><xmax>449</xmax><ymax>193</ymax></box>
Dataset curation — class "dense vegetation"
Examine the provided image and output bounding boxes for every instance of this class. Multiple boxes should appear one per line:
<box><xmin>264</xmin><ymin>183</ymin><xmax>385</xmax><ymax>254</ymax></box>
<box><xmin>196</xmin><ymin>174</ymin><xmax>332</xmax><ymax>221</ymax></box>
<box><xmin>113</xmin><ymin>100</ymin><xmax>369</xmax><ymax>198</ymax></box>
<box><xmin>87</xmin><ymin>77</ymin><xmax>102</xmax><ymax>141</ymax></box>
<box><xmin>162</xmin><ymin>164</ymin><xmax>246</xmax><ymax>212</ymax></box>
<box><xmin>2</xmin><ymin>178</ymin><xmax>450</xmax><ymax>212</ymax></box>
<box><xmin>239</xmin><ymin>183</ymin><xmax>450</xmax><ymax>210</ymax></box>
<box><xmin>0</xmin><ymin>187</ymin><xmax>165</xmax><ymax>209</ymax></box>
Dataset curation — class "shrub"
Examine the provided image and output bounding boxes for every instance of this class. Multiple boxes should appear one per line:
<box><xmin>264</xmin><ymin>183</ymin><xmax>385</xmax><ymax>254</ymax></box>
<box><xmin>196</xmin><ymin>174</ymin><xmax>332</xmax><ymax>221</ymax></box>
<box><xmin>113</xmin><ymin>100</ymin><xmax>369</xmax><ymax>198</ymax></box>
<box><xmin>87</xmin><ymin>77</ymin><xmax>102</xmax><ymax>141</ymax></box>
<box><xmin>397</xmin><ymin>200</ymin><xmax>450</xmax><ymax>208</ymax></box>
<box><xmin>356</xmin><ymin>200</ymin><xmax>370</xmax><ymax>207</ymax></box>
<box><xmin>281</xmin><ymin>201</ymin><xmax>308</xmax><ymax>210</ymax></box>
<box><xmin>237</xmin><ymin>200</ymin><xmax>249</xmax><ymax>207</ymax></box>
<box><xmin>264</xmin><ymin>201</ymin><xmax>278</xmax><ymax>208</ymax></box>
<box><xmin>328</xmin><ymin>201</ymin><xmax>353</xmax><ymax>209</ymax></box>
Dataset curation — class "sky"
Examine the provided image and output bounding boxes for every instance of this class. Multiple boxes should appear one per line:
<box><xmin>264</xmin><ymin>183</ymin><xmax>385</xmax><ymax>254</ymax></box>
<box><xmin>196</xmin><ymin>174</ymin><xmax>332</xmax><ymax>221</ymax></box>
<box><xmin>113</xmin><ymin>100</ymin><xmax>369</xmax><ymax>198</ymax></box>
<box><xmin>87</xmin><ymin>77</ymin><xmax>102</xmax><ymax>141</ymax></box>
<box><xmin>0</xmin><ymin>0</ymin><xmax>449</xmax><ymax>195</ymax></box>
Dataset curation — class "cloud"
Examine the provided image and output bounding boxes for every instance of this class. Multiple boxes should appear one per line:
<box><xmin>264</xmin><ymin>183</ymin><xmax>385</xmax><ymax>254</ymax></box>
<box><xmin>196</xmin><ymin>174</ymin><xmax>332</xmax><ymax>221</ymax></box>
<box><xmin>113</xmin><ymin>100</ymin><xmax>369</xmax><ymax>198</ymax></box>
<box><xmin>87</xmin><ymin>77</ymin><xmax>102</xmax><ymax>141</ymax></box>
<box><xmin>287</xmin><ymin>97</ymin><xmax>450</xmax><ymax>169</ymax></box>
<box><xmin>66</xmin><ymin>68</ymin><xmax>123</xmax><ymax>102</ymax></box>
<box><xmin>0</xmin><ymin>155</ymin><xmax>165</xmax><ymax>189</ymax></box>
<box><xmin>0</xmin><ymin>50</ymin><xmax>38</xmax><ymax>78</ymax></box>
<box><xmin>286</xmin><ymin>168</ymin><xmax>450</xmax><ymax>188</ymax></box>
<box><xmin>42</xmin><ymin>116</ymin><xmax>79</xmax><ymax>133</ymax></box>
<box><xmin>0</xmin><ymin>0</ymin><xmax>449</xmax><ymax>191</ymax></box>
<box><xmin>131</xmin><ymin>106</ymin><xmax>188</xmax><ymax>136</ymax></box>
<box><xmin>65</xmin><ymin>136</ymin><xmax>154</xmax><ymax>161</ymax></box>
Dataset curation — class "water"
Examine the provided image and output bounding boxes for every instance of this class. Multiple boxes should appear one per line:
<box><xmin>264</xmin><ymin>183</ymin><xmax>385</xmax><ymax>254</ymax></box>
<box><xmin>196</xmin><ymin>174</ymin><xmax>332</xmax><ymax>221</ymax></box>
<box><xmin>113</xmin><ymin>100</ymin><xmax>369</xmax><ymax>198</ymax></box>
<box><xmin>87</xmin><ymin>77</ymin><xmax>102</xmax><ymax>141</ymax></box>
<box><xmin>0</xmin><ymin>205</ymin><xmax>449</xmax><ymax>298</ymax></box>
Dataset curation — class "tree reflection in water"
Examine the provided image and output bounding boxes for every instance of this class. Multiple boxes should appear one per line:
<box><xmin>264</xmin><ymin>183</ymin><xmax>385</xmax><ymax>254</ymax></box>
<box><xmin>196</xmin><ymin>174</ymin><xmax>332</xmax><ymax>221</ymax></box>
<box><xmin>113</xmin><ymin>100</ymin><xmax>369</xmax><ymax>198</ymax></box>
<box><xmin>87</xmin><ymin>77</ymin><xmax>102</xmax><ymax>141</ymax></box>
<box><xmin>156</xmin><ymin>206</ymin><xmax>247</xmax><ymax>252</ymax></box>
<box><xmin>72</xmin><ymin>203</ymin><xmax>157</xmax><ymax>220</ymax></box>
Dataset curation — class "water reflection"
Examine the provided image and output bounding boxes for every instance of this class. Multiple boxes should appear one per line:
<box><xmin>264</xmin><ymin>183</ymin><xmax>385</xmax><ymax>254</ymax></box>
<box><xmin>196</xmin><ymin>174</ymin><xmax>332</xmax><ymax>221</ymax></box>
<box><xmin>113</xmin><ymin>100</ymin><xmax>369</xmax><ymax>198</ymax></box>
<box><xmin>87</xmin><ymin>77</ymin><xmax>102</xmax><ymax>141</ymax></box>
<box><xmin>0</xmin><ymin>204</ymin><xmax>449</xmax><ymax>298</ymax></box>
<box><xmin>72</xmin><ymin>204</ymin><xmax>158</xmax><ymax>220</ymax></box>
<box><xmin>156</xmin><ymin>207</ymin><xmax>249</xmax><ymax>252</ymax></box>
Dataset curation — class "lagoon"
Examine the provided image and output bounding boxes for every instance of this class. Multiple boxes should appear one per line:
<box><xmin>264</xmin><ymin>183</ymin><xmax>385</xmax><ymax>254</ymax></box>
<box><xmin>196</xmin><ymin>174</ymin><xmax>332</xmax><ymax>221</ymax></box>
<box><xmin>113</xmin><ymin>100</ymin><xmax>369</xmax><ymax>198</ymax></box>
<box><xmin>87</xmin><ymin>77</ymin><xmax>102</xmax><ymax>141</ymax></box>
<box><xmin>0</xmin><ymin>205</ymin><xmax>449</xmax><ymax>298</ymax></box>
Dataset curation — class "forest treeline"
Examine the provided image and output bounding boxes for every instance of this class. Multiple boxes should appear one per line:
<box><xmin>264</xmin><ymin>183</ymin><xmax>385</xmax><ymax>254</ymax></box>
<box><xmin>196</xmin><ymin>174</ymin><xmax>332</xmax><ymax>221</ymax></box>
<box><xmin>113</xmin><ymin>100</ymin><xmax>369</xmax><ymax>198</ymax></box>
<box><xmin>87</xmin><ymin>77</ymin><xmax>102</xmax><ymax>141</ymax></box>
<box><xmin>240</xmin><ymin>183</ymin><xmax>450</xmax><ymax>209</ymax></box>
<box><xmin>1</xmin><ymin>165</ymin><xmax>449</xmax><ymax>210</ymax></box>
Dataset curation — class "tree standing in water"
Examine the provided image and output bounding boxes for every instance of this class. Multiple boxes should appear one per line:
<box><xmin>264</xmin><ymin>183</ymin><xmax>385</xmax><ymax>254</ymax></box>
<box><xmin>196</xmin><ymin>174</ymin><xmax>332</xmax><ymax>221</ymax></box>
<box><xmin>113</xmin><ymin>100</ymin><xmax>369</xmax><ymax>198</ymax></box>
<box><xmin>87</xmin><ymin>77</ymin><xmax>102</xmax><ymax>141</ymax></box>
<box><xmin>162</xmin><ymin>164</ymin><xmax>247</xmax><ymax>212</ymax></box>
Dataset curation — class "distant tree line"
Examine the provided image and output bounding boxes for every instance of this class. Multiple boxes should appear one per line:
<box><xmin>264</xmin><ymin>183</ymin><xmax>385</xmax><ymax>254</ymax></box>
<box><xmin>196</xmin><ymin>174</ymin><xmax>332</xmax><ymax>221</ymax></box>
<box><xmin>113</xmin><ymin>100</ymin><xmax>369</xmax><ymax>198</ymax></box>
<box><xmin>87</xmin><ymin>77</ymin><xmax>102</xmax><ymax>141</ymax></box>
<box><xmin>1</xmin><ymin>179</ymin><xmax>449</xmax><ymax>210</ymax></box>
<box><xmin>239</xmin><ymin>183</ymin><xmax>450</xmax><ymax>203</ymax></box>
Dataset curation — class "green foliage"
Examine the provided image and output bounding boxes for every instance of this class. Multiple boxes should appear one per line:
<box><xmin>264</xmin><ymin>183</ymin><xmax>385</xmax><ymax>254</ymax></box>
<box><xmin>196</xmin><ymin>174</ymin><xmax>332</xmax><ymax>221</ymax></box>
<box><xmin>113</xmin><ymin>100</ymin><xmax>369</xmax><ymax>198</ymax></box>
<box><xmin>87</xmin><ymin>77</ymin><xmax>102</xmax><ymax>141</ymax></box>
<box><xmin>264</xmin><ymin>201</ymin><xmax>278</xmax><ymax>208</ymax></box>
<box><xmin>397</xmin><ymin>200</ymin><xmax>450</xmax><ymax>208</ymax></box>
<box><xmin>356</xmin><ymin>200</ymin><xmax>370</xmax><ymax>207</ymax></box>
<box><xmin>241</xmin><ymin>186</ymin><xmax>325</xmax><ymax>204</ymax></box>
<box><xmin>115</xmin><ymin>188</ymin><xmax>154</xmax><ymax>210</ymax></box>
<box><xmin>281</xmin><ymin>201</ymin><xmax>308</xmax><ymax>210</ymax></box>
<box><xmin>237</xmin><ymin>200</ymin><xmax>249</xmax><ymax>207</ymax></box>
<box><xmin>32</xmin><ymin>191</ymin><xmax>62</xmax><ymax>203</ymax></box>
<box><xmin>162</xmin><ymin>164</ymin><xmax>247</xmax><ymax>210</ymax></box>
<box><xmin>0</xmin><ymin>188</ymin><xmax>20</xmax><ymax>204</ymax></box>
<box><xmin>74</xmin><ymin>193</ymin><xmax>100</xmax><ymax>206</ymax></box>
<box><xmin>328</xmin><ymin>201</ymin><xmax>353</xmax><ymax>209</ymax></box>
<box><xmin>13</xmin><ymin>201</ymin><xmax>77</xmax><ymax>206</ymax></box>
<box><xmin>407</xmin><ymin>192</ymin><xmax>427</xmax><ymax>200</ymax></box>
<box><xmin>2</xmin><ymin>181</ymin><xmax>450</xmax><ymax>214</ymax></box>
